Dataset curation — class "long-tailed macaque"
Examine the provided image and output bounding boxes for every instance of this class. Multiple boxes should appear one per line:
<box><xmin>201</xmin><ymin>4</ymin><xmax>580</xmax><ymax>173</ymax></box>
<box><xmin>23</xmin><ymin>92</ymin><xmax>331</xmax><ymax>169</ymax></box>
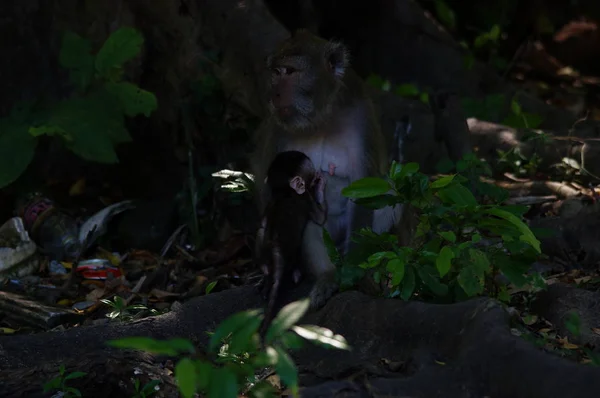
<box><xmin>251</xmin><ymin>29</ymin><xmax>401</xmax><ymax>309</ymax></box>
<box><xmin>255</xmin><ymin>150</ymin><xmax>328</xmax><ymax>339</ymax></box>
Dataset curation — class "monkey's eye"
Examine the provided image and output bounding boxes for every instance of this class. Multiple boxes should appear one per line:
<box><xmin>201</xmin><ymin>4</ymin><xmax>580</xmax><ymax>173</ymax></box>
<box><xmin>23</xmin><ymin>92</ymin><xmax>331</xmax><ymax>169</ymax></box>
<box><xmin>273</xmin><ymin>67</ymin><xmax>297</xmax><ymax>76</ymax></box>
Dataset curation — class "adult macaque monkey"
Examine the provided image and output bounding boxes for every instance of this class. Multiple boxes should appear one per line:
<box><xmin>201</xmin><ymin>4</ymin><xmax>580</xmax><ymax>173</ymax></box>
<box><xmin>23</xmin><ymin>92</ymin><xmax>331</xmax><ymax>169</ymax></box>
<box><xmin>251</xmin><ymin>29</ymin><xmax>400</xmax><ymax>309</ymax></box>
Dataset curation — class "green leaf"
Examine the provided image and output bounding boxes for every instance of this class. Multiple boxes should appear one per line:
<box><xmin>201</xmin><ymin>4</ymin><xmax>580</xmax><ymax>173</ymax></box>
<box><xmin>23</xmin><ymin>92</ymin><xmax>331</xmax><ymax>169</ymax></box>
<box><xmin>265</xmin><ymin>298</ymin><xmax>310</xmax><ymax>344</ymax></box>
<box><xmin>469</xmin><ymin>248</ymin><xmax>490</xmax><ymax>274</ymax></box>
<box><xmin>175</xmin><ymin>358</ymin><xmax>197</xmax><ymax>398</ymax></box>
<box><xmin>280</xmin><ymin>331</ymin><xmax>305</xmax><ymax>350</ymax></box>
<box><xmin>434</xmin><ymin>0</ymin><xmax>456</xmax><ymax>29</ymax></box>
<box><xmin>398</xmin><ymin>162</ymin><xmax>420</xmax><ymax>178</ymax></box>
<box><xmin>43</xmin><ymin>378</ymin><xmax>62</xmax><ymax>392</ymax></box>
<box><xmin>292</xmin><ymin>325</ymin><xmax>350</xmax><ymax>350</ymax></box>
<box><xmin>342</xmin><ymin>177</ymin><xmax>391</xmax><ymax>199</ymax></box>
<box><xmin>59</xmin><ymin>31</ymin><xmax>94</xmax><ymax>91</ymax></box>
<box><xmin>141</xmin><ymin>379</ymin><xmax>161</xmax><ymax>394</ymax></box>
<box><xmin>363</xmin><ymin>251</ymin><xmax>396</xmax><ymax>268</ymax></box>
<box><xmin>164</xmin><ymin>338</ymin><xmax>196</xmax><ymax>354</ymax></box>
<box><xmin>108</xmin><ymin>337</ymin><xmax>181</xmax><ymax>356</ymax></box>
<box><xmin>389</xmin><ymin>160</ymin><xmax>402</xmax><ymax>180</ymax></box>
<box><xmin>430</xmin><ymin>174</ymin><xmax>455</xmax><ymax>189</ymax></box>
<box><xmin>457</xmin><ymin>266</ymin><xmax>484</xmax><ymax>296</ymax></box>
<box><xmin>436</xmin><ymin>184</ymin><xmax>478</xmax><ymax>206</ymax></box>
<box><xmin>436</xmin><ymin>246</ymin><xmax>455</xmax><ymax>277</ymax></box>
<box><xmin>386</xmin><ymin>257</ymin><xmax>405</xmax><ymax>286</ymax></box>
<box><xmin>438</xmin><ymin>231</ymin><xmax>456</xmax><ymax>243</ymax></box>
<box><xmin>205</xmin><ymin>280</ymin><xmax>217</xmax><ymax>295</ymax></box>
<box><xmin>417</xmin><ymin>265</ymin><xmax>448</xmax><ymax>296</ymax></box>
<box><xmin>104</xmin><ymin>81</ymin><xmax>158</xmax><ymax>117</ymax></box>
<box><xmin>274</xmin><ymin>346</ymin><xmax>299</xmax><ymax>395</ymax></box>
<box><xmin>0</xmin><ymin>120</ymin><xmax>36</xmax><ymax>188</ymax></box>
<box><xmin>489</xmin><ymin>24</ymin><xmax>501</xmax><ymax>41</ymax></box>
<box><xmin>494</xmin><ymin>254</ymin><xmax>530</xmax><ymax>287</ymax></box>
<box><xmin>195</xmin><ymin>360</ymin><xmax>212</xmax><ymax>391</ymax></box>
<box><xmin>207</xmin><ymin>367</ymin><xmax>238</xmax><ymax>398</ymax></box>
<box><xmin>394</xmin><ymin>83</ymin><xmax>420</xmax><ymax>97</ymax></box>
<box><xmin>208</xmin><ymin>309</ymin><xmax>262</xmax><ymax>353</ymax></box>
<box><xmin>249</xmin><ymin>381</ymin><xmax>278</xmax><ymax>398</ymax></box>
<box><xmin>63</xmin><ymin>371</ymin><xmax>87</xmax><ymax>381</ymax></box>
<box><xmin>400</xmin><ymin>266</ymin><xmax>416</xmax><ymax>301</ymax></box>
<box><xmin>354</xmin><ymin>194</ymin><xmax>399</xmax><ymax>209</ymax></box>
<box><xmin>510</xmin><ymin>99</ymin><xmax>522</xmax><ymax>115</ymax></box>
<box><xmin>95</xmin><ymin>27</ymin><xmax>144</xmax><ymax>79</ymax></box>
<box><xmin>565</xmin><ymin>311</ymin><xmax>582</xmax><ymax>338</ymax></box>
<box><xmin>484</xmin><ymin>208</ymin><xmax>541</xmax><ymax>253</ymax></box>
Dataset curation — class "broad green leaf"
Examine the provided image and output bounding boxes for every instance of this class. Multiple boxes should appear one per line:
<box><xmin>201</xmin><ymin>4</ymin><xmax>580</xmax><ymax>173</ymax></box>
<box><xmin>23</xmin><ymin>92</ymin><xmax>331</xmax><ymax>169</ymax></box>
<box><xmin>207</xmin><ymin>367</ymin><xmax>238</xmax><ymax>398</ymax></box>
<box><xmin>205</xmin><ymin>280</ymin><xmax>217</xmax><ymax>294</ymax></box>
<box><xmin>43</xmin><ymin>378</ymin><xmax>62</xmax><ymax>392</ymax></box>
<box><xmin>63</xmin><ymin>372</ymin><xmax>87</xmax><ymax>381</ymax></box>
<box><xmin>208</xmin><ymin>309</ymin><xmax>262</xmax><ymax>353</ymax></box>
<box><xmin>292</xmin><ymin>325</ymin><xmax>350</xmax><ymax>350</ymax></box>
<box><xmin>265</xmin><ymin>299</ymin><xmax>310</xmax><ymax>344</ymax></box>
<box><xmin>430</xmin><ymin>174</ymin><xmax>455</xmax><ymax>189</ymax></box>
<box><xmin>354</xmin><ymin>194</ymin><xmax>399</xmax><ymax>209</ymax></box>
<box><xmin>164</xmin><ymin>338</ymin><xmax>196</xmax><ymax>354</ymax></box>
<box><xmin>280</xmin><ymin>331</ymin><xmax>305</xmax><ymax>350</ymax></box>
<box><xmin>0</xmin><ymin>121</ymin><xmax>36</xmax><ymax>188</ymax></box>
<box><xmin>175</xmin><ymin>358</ymin><xmax>197</xmax><ymax>398</ymax></box>
<box><xmin>468</xmin><ymin>248</ymin><xmax>490</xmax><ymax>274</ymax></box>
<box><xmin>389</xmin><ymin>160</ymin><xmax>402</xmax><ymax>180</ymax></box>
<box><xmin>438</xmin><ymin>231</ymin><xmax>456</xmax><ymax>243</ymax></box>
<box><xmin>510</xmin><ymin>99</ymin><xmax>522</xmax><ymax>115</ymax></box>
<box><xmin>419</xmin><ymin>92</ymin><xmax>430</xmax><ymax>104</ymax></box>
<box><xmin>457</xmin><ymin>266</ymin><xmax>484</xmax><ymax>296</ymax></box>
<box><xmin>342</xmin><ymin>177</ymin><xmax>391</xmax><ymax>198</ymax></box>
<box><xmin>195</xmin><ymin>360</ymin><xmax>212</xmax><ymax>391</ymax></box>
<box><xmin>484</xmin><ymin>208</ymin><xmax>540</xmax><ymax>253</ymax></box>
<box><xmin>141</xmin><ymin>380</ymin><xmax>161</xmax><ymax>394</ymax></box>
<box><xmin>104</xmin><ymin>81</ymin><xmax>158</xmax><ymax>117</ymax></box>
<box><xmin>395</xmin><ymin>83</ymin><xmax>420</xmax><ymax>97</ymax></box>
<box><xmin>362</xmin><ymin>251</ymin><xmax>396</xmax><ymax>268</ymax></box>
<box><xmin>434</xmin><ymin>0</ymin><xmax>456</xmax><ymax>29</ymax></box>
<box><xmin>494</xmin><ymin>254</ymin><xmax>530</xmax><ymax>287</ymax></box>
<box><xmin>59</xmin><ymin>31</ymin><xmax>94</xmax><ymax>91</ymax></box>
<box><xmin>95</xmin><ymin>27</ymin><xmax>144</xmax><ymax>78</ymax></box>
<box><xmin>489</xmin><ymin>25</ymin><xmax>501</xmax><ymax>41</ymax></box>
<box><xmin>436</xmin><ymin>184</ymin><xmax>478</xmax><ymax>206</ymax></box>
<box><xmin>274</xmin><ymin>346</ymin><xmax>299</xmax><ymax>396</ymax></box>
<box><xmin>417</xmin><ymin>265</ymin><xmax>448</xmax><ymax>296</ymax></box>
<box><xmin>400</xmin><ymin>266</ymin><xmax>416</xmax><ymax>301</ymax></box>
<box><xmin>108</xmin><ymin>337</ymin><xmax>180</xmax><ymax>356</ymax></box>
<box><xmin>398</xmin><ymin>162</ymin><xmax>420</xmax><ymax>178</ymax></box>
<box><xmin>436</xmin><ymin>246</ymin><xmax>455</xmax><ymax>277</ymax></box>
<box><xmin>366</xmin><ymin>74</ymin><xmax>386</xmax><ymax>89</ymax></box>
<box><xmin>387</xmin><ymin>258</ymin><xmax>405</xmax><ymax>285</ymax></box>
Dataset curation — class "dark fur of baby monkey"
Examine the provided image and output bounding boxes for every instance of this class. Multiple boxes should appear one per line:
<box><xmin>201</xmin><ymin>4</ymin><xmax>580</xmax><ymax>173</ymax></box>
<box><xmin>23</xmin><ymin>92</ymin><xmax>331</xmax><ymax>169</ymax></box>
<box><xmin>255</xmin><ymin>150</ymin><xmax>327</xmax><ymax>342</ymax></box>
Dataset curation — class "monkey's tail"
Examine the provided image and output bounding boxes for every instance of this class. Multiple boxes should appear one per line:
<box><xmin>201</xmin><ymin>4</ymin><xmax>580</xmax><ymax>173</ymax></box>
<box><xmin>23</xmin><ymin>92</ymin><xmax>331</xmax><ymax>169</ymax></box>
<box><xmin>259</xmin><ymin>241</ymin><xmax>284</xmax><ymax>345</ymax></box>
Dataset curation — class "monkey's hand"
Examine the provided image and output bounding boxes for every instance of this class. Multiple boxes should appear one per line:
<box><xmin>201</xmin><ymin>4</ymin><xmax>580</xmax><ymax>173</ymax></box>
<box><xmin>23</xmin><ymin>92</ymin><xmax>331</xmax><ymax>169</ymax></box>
<box><xmin>312</xmin><ymin>171</ymin><xmax>327</xmax><ymax>205</ymax></box>
<box><xmin>308</xmin><ymin>270</ymin><xmax>338</xmax><ymax>310</ymax></box>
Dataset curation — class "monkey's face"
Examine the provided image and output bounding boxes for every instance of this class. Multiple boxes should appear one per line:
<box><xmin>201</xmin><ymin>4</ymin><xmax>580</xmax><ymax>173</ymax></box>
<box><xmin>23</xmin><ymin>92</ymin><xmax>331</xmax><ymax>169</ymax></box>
<box><xmin>266</xmin><ymin>30</ymin><xmax>349</xmax><ymax>131</ymax></box>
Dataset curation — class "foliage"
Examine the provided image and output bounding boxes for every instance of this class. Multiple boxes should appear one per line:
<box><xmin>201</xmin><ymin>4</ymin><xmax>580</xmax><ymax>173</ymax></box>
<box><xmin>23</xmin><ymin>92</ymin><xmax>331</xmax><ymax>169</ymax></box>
<box><xmin>0</xmin><ymin>27</ymin><xmax>157</xmax><ymax>189</ymax></box>
<box><xmin>461</xmin><ymin>94</ymin><xmax>543</xmax><ymax>129</ymax></box>
<box><xmin>42</xmin><ymin>364</ymin><xmax>87</xmax><ymax>398</ymax></box>
<box><xmin>339</xmin><ymin>157</ymin><xmax>543</xmax><ymax>302</ymax></box>
<box><xmin>108</xmin><ymin>299</ymin><xmax>349</xmax><ymax>398</ymax></box>
<box><xmin>100</xmin><ymin>295</ymin><xmax>161</xmax><ymax>322</ymax></box>
<box><xmin>366</xmin><ymin>75</ymin><xmax>430</xmax><ymax>104</ymax></box>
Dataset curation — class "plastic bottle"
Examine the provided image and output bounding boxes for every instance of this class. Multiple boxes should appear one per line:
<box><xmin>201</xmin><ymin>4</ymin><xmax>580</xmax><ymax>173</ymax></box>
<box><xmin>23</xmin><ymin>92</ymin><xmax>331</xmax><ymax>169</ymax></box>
<box><xmin>17</xmin><ymin>193</ymin><xmax>81</xmax><ymax>261</ymax></box>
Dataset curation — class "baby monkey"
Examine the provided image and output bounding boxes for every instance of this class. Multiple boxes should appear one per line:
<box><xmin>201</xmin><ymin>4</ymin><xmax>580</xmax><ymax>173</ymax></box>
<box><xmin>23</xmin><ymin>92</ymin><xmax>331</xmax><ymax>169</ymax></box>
<box><xmin>255</xmin><ymin>150</ymin><xmax>328</xmax><ymax>340</ymax></box>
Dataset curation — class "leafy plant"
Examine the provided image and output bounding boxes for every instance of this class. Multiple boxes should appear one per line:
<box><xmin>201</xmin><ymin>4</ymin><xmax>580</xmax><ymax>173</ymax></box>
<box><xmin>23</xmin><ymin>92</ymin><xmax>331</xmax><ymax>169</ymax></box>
<box><xmin>0</xmin><ymin>27</ymin><xmax>157</xmax><ymax>188</ymax></box>
<box><xmin>461</xmin><ymin>94</ymin><xmax>543</xmax><ymax>129</ymax></box>
<box><xmin>366</xmin><ymin>75</ymin><xmax>430</xmax><ymax>104</ymax></box>
<box><xmin>132</xmin><ymin>378</ymin><xmax>160</xmax><ymax>398</ymax></box>
<box><xmin>100</xmin><ymin>295</ymin><xmax>157</xmax><ymax>321</ymax></box>
<box><xmin>109</xmin><ymin>299</ymin><xmax>349</xmax><ymax>398</ymax></box>
<box><xmin>42</xmin><ymin>364</ymin><xmax>87</xmax><ymax>398</ymax></box>
<box><xmin>339</xmin><ymin>159</ymin><xmax>542</xmax><ymax>302</ymax></box>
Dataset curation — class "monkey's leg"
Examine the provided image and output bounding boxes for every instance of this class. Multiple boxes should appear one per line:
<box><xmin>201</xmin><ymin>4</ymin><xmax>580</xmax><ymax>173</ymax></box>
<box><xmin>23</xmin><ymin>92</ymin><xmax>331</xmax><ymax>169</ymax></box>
<box><xmin>302</xmin><ymin>221</ymin><xmax>339</xmax><ymax>310</ymax></box>
<box><xmin>259</xmin><ymin>244</ymin><xmax>285</xmax><ymax>342</ymax></box>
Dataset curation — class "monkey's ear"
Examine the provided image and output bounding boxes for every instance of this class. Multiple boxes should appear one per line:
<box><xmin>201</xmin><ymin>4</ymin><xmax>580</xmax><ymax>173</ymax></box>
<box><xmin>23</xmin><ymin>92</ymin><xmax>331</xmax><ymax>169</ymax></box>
<box><xmin>290</xmin><ymin>176</ymin><xmax>306</xmax><ymax>194</ymax></box>
<box><xmin>324</xmin><ymin>41</ymin><xmax>349</xmax><ymax>79</ymax></box>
